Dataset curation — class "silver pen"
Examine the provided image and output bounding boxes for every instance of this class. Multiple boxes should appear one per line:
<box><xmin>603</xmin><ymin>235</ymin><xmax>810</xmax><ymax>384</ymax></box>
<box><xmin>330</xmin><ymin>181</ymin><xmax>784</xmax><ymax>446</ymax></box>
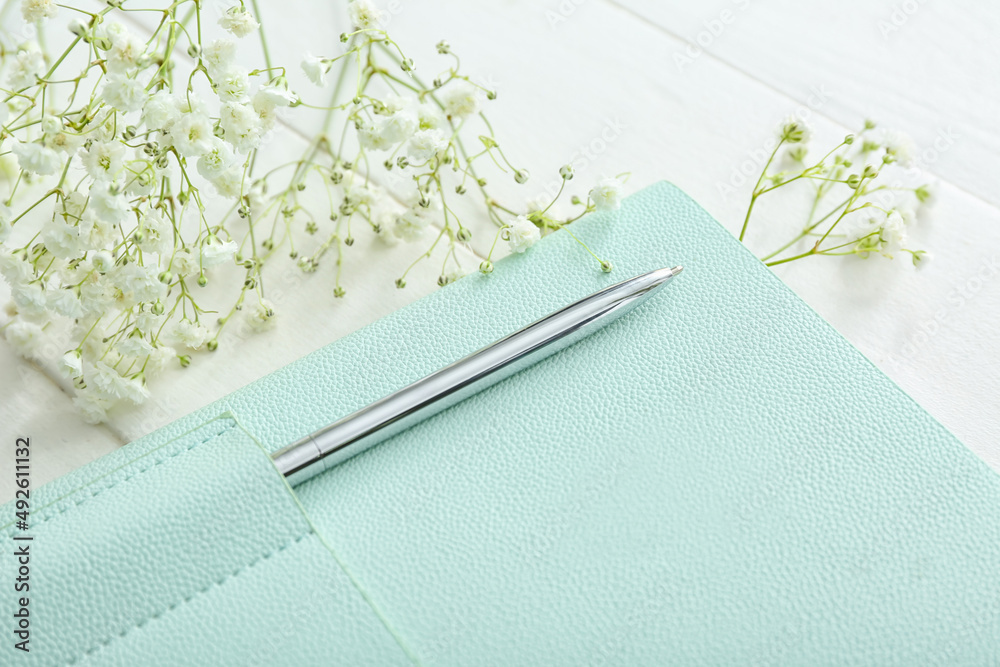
<box><xmin>272</xmin><ymin>265</ymin><xmax>684</xmax><ymax>486</ymax></box>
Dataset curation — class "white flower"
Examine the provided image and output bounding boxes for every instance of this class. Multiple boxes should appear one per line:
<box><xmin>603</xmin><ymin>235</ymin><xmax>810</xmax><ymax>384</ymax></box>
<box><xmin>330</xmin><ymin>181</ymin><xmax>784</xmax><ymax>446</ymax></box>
<box><xmin>215</xmin><ymin>68</ymin><xmax>250</xmax><ymax>102</ymax></box>
<box><xmin>407</xmin><ymin>128</ymin><xmax>449</xmax><ymax>162</ymax></box>
<box><xmin>80</xmin><ymin>141</ymin><xmax>125</xmax><ymax>181</ymax></box>
<box><xmin>40</xmin><ymin>114</ymin><xmax>62</xmax><ymax>136</ymax></box>
<box><xmin>170</xmin><ymin>111</ymin><xmax>215</xmax><ymax>156</ymax></box>
<box><xmin>880</xmin><ymin>210</ymin><xmax>907</xmax><ymax>253</ymax></box>
<box><xmin>247</xmin><ymin>298</ymin><xmax>276</xmax><ymax>332</ymax></box>
<box><xmin>137</xmin><ymin>208</ymin><xmax>173</xmax><ymax>254</ymax></box>
<box><xmin>0</xmin><ymin>250</ymin><xmax>31</xmax><ymax>283</ymax></box>
<box><xmin>11</xmin><ymin>282</ymin><xmax>46</xmax><ymax>316</ymax></box>
<box><xmin>42</xmin><ymin>220</ymin><xmax>81</xmax><ymax>258</ymax></box>
<box><xmin>379</xmin><ymin>109</ymin><xmax>417</xmax><ymax>144</ymax></box>
<box><xmin>8</xmin><ymin>46</ymin><xmax>45</xmax><ymax>89</ymax></box>
<box><xmin>504</xmin><ymin>215</ymin><xmax>540</xmax><ymax>253</ymax></box>
<box><xmin>778</xmin><ymin>116</ymin><xmax>811</xmax><ymax>144</ymax></box>
<box><xmin>358</xmin><ymin>122</ymin><xmax>391</xmax><ymax>151</ymax></box>
<box><xmin>146</xmin><ymin>345</ymin><xmax>176</xmax><ymax>374</ymax></box>
<box><xmin>218</xmin><ymin>6</ymin><xmax>259</xmax><ymax>38</ymax></box>
<box><xmin>12</xmin><ymin>141</ymin><xmax>61</xmax><ymax>175</ymax></box>
<box><xmin>0</xmin><ymin>205</ymin><xmax>12</xmax><ymax>243</ymax></box>
<box><xmin>170</xmin><ymin>249</ymin><xmax>197</xmax><ymax>276</ymax></box>
<box><xmin>208</xmin><ymin>168</ymin><xmax>244</xmax><ymax>198</ymax></box>
<box><xmin>256</xmin><ymin>83</ymin><xmax>296</xmax><ymax>108</ymax></box>
<box><xmin>59</xmin><ymin>350</ymin><xmax>83</xmax><ymax>378</ymax></box>
<box><xmin>219</xmin><ymin>102</ymin><xmax>263</xmax><ymax>152</ymax></box>
<box><xmin>590</xmin><ymin>177</ymin><xmax>624</xmax><ymax>211</ymax></box>
<box><xmin>106</xmin><ymin>28</ymin><xmax>146</xmax><ymax>74</ymax></box>
<box><xmin>21</xmin><ymin>0</ymin><xmax>57</xmax><ymax>22</ymax></box>
<box><xmin>91</xmin><ymin>250</ymin><xmax>115</xmax><ymax>273</ymax></box>
<box><xmin>142</xmin><ymin>90</ymin><xmax>181</xmax><ymax>131</ymax></box>
<box><xmin>200</xmin><ymin>237</ymin><xmax>237</xmax><ymax>267</ymax></box>
<box><xmin>88</xmin><ymin>182</ymin><xmax>130</xmax><ymax>224</ymax></box>
<box><xmin>119</xmin><ymin>375</ymin><xmax>150</xmax><ymax>404</ymax></box>
<box><xmin>202</xmin><ymin>39</ymin><xmax>237</xmax><ymax>77</ymax></box>
<box><xmin>301</xmin><ymin>53</ymin><xmax>328</xmax><ymax>86</ymax></box>
<box><xmin>169</xmin><ymin>318</ymin><xmax>210</xmax><ymax>349</ymax></box>
<box><xmin>73</xmin><ymin>391</ymin><xmax>110</xmax><ymax>424</ymax></box>
<box><xmin>416</xmin><ymin>102</ymin><xmax>446</xmax><ymax>130</ymax></box>
<box><xmin>46</xmin><ymin>287</ymin><xmax>85</xmax><ymax>318</ymax></box>
<box><xmin>102</xmin><ymin>76</ymin><xmax>146</xmax><ymax>113</ymax></box>
<box><xmin>4</xmin><ymin>319</ymin><xmax>45</xmax><ymax>358</ymax></box>
<box><xmin>442</xmin><ymin>83</ymin><xmax>482</xmax><ymax>119</ymax></box>
<box><xmin>197</xmin><ymin>137</ymin><xmax>236</xmax><ymax>181</ymax></box>
<box><xmin>375</xmin><ymin>211</ymin><xmax>399</xmax><ymax>246</ymax></box>
<box><xmin>915</xmin><ymin>183</ymin><xmax>937</xmax><ymax>211</ymax></box>
<box><xmin>882</xmin><ymin>129</ymin><xmax>916</xmax><ymax>166</ymax></box>
<box><xmin>394</xmin><ymin>208</ymin><xmax>431</xmax><ymax>242</ymax></box>
<box><xmin>112</xmin><ymin>263</ymin><xmax>165</xmax><ymax>304</ymax></box>
<box><xmin>347</xmin><ymin>0</ymin><xmax>385</xmax><ymax>31</ymax></box>
<box><xmin>116</xmin><ymin>335</ymin><xmax>153</xmax><ymax>358</ymax></box>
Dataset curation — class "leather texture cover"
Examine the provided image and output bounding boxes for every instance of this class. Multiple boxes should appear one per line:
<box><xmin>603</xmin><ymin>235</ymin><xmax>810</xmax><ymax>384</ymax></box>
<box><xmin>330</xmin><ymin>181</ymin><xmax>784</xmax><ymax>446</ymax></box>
<box><xmin>4</xmin><ymin>182</ymin><xmax>1000</xmax><ymax>665</ymax></box>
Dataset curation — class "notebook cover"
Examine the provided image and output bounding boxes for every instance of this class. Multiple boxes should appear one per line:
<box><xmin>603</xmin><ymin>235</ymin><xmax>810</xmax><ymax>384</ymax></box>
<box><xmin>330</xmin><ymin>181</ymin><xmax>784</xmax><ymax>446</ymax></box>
<box><xmin>4</xmin><ymin>182</ymin><xmax>999</xmax><ymax>664</ymax></box>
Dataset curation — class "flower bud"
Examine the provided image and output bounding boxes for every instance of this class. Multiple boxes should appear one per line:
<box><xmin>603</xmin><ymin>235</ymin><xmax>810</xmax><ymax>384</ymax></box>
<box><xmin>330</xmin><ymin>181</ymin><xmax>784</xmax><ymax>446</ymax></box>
<box><xmin>457</xmin><ymin>228</ymin><xmax>472</xmax><ymax>242</ymax></box>
<box><xmin>206</xmin><ymin>339</ymin><xmax>218</xmax><ymax>352</ymax></box>
<box><xmin>158</xmin><ymin>271</ymin><xmax>172</xmax><ymax>284</ymax></box>
<box><xmin>395</xmin><ymin>278</ymin><xmax>406</xmax><ymax>289</ymax></box>
<box><xmin>187</xmin><ymin>44</ymin><xmax>202</xmax><ymax>58</ymax></box>
<box><xmin>197</xmin><ymin>273</ymin><xmax>208</xmax><ymax>287</ymax></box>
<box><xmin>479</xmin><ymin>260</ymin><xmax>493</xmax><ymax>274</ymax></box>
<box><xmin>600</xmin><ymin>260</ymin><xmax>613</xmax><ymax>273</ymax></box>
<box><xmin>559</xmin><ymin>165</ymin><xmax>574</xmax><ymax>180</ymax></box>
<box><xmin>69</xmin><ymin>19</ymin><xmax>88</xmax><ymax>37</ymax></box>
<box><xmin>334</xmin><ymin>286</ymin><xmax>346</xmax><ymax>298</ymax></box>
<box><xmin>178</xmin><ymin>355</ymin><xmax>191</xmax><ymax>368</ymax></box>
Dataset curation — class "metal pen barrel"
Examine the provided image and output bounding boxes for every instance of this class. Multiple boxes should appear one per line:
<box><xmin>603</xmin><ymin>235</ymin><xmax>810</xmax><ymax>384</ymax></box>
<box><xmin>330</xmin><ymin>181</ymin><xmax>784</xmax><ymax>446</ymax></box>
<box><xmin>272</xmin><ymin>266</ymin><xmax>682</xmax><ymax>487</ymax></box>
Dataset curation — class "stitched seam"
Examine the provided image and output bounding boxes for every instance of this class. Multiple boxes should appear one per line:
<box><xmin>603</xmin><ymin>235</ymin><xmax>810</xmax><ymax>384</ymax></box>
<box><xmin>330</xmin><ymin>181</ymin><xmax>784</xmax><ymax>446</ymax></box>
<box><xmin>64</xmin><ymin>530</ymin><xmax>313</xmax><ymax>666</ymax></box>
<box><xmin>1</xmin><ymin>422</ymin><xmax>234</xmax><ymax>539</ymax></box>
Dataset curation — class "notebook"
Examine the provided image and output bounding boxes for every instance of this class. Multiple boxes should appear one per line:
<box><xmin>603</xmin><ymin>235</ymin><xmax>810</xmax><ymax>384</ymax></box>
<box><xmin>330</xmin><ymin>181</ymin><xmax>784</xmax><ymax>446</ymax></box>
<box><xmin>3</xmin><ymin>182</ymin><xmax>999</xmax><ymax>665</ymax></box>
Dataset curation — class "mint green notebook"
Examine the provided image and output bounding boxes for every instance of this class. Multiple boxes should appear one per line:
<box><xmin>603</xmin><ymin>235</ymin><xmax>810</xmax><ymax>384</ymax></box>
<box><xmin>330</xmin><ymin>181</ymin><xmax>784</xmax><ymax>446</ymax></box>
<box><xmin>3</xmin><ymin>182</ymin><xmax>999</xmax><ymax>665</ymax></box>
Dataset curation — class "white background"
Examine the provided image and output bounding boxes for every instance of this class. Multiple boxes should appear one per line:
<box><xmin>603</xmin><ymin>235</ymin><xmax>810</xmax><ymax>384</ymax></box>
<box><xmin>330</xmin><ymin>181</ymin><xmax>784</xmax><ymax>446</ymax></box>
<box><xmin>2</xmin><ymin>0</ymin><xmax>998</xmax><ymax>502</ymax></box>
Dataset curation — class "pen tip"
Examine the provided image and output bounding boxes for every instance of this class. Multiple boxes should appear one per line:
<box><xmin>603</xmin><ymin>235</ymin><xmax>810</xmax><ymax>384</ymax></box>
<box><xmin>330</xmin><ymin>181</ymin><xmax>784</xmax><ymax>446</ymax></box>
<box><xmin>671</xmin><ymin>265</ymin><xmax>684</xmax><ymax>276</ymax></box>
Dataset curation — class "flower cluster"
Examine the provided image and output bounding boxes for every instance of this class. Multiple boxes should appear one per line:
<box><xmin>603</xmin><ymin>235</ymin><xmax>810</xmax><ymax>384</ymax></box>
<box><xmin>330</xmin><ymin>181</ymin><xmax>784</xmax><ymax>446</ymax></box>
<box><xmin>741</xmin><ymin>116</ymin><xmax>934</xmax><ymax>268</ymax></box>
<box><xmin>0</xmin><ymin>0</ymin><xmax>625</xmax><ymax>422</ymax></box>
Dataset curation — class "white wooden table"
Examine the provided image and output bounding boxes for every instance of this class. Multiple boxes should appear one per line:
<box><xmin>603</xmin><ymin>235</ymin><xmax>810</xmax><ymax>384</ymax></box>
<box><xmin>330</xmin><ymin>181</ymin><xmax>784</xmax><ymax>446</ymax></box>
<box><xmin>2</xmin><ymin>0</ymin><xmax>998</xmax><ymax>502</ymax></box>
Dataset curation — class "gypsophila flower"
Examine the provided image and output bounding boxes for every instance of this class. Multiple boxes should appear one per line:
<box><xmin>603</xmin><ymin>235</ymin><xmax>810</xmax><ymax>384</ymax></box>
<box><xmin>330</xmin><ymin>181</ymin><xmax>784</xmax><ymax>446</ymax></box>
<box><xmin>590</xmin><ymin>177</ymin><xmax>624</xmax><ymax>211</ymax></box>
<box><xmin>778</xmin><ymin>116</ymin><xmax>811</xmax><ymax>144</ymax></box>
<box><xmin>59</xmin><ymin>350</ymin><xmax>83</xmax><ymax>378</ymax></box>
<box><xmin>170</xmin><ymin>319</ymin><xmax>210</xmax><ymax>349</ymax></box>
<box><xmin>504</xmin><ymin>215</ymin><xmax>541</xmax><ymax>253</ymax></box>
<box><xmin>301</xmin><ymin>53</ymin><xmax>329</xmax><ymax>86</ymax></box>
<box><xmin>200</xmin><ymin>237</ymin><xmax>238</xmax><ymax>266</ymax></box>
<box><xmin>442</xmin><ymin>83</ymin><xmax>483</xmax><ymax>118</ymax></box>
<box><xmin>4</xmin><ymin>319</ymin><xmax>45</xmax><ymax>358</ymax></box>
<box><xmin>0</xmin><ymin>0</ymin><xmax>621</xmax><ymax>425</ymax></box>
<box><xmin>21</xmin><ymin>0</ymin><xmax>57</xmax><ymax>22</ymax></box>
<box><xmin>106</xmin><ymin>27</ymin><xmax>146</xmax><ymax>74</ymax></box>
<box><xmin>347</xmin><ymin>0</ymin><xmax>386</xmax><ymax>32</ymax></box>
<box><xmin>219</xmin><ymin>5</ymin><xmax>259</xmax><ymax>38</ymax></box>
<box><xmin>80</xmin><ymin>141</ymin><xmax>125</xmax><ymax>181</ymax></box>
<box><xmin>8</xmin><ymin>45</ymin><xmax>45</xmax><ymax>89</ymax></box>
<box><xmin>407</xmin><ymin>129</ymin><xmax>449</xmax><ymax>162</ymax></box>
<box><xmin>12</xmin><ymin>141</ymin><xmax>62</xmax><ymax>175</ymax></box>
<box><xmin>170</xmin><ymin>111</ymin><xmax>215</xmax><ymax>156</ymax></box>
<box><xmin>247</xmin><ymin>299</ymin><xmax>277</xmax><ymax>331</ymax></box>
<box><xmin>102</xmin><ymin>76</ymin><xmax>147</xmax><ymax>113</ymax></box>
<box><xmin>881</xmin><ymin>129</ymin><xmax>916</xmax><ymax>166</ymax></box>
<box><xmin>202</xmin><ymin>39</ymin><xmax>237</xmax><ymax>76</ymax></box>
